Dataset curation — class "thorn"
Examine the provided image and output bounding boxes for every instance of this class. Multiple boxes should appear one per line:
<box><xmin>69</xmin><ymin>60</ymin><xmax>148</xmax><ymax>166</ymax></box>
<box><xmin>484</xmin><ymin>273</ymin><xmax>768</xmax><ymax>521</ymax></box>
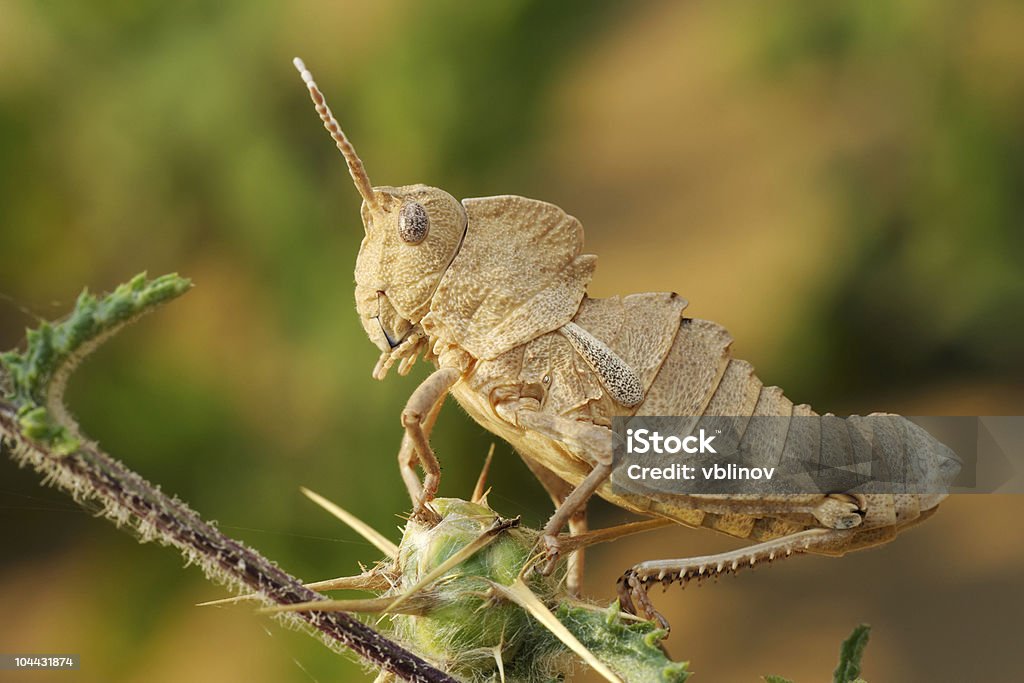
<box><xmin>471</xmin><ymin>444</ymin><xmax>495</xmax><ymax>504</ymax></box>
<box><xmin>559</xmin><ymin>518</ymin><xmax>673</xmax><ymax>553</ymax></box>
<box><xmin>301</xmin><ymin>487</ymin><xmax>398</xmax><ymax>559</ymax></box>
<box><xmin>259</xmin><ymin>594</ymin><xmax>430</xmax><ymax>616</ymax></box>
<box><xmin>492</xmin><ymin>639</ymin><xmax>507</xmax><ymax>683</ymax></box>
<box><xmin>305</xmin><ymin>571</ymin><xmax>391</xmax><ymax>593</ymax></box>
<box><xmin>490</xmin><ymin>578</ymin><xmax>623</xmax><ymax>683</ymax></box>
<box><xmin>197</xmin><ymin>570</ymin><xmax>389</xmax><ymax>606</ymax></box>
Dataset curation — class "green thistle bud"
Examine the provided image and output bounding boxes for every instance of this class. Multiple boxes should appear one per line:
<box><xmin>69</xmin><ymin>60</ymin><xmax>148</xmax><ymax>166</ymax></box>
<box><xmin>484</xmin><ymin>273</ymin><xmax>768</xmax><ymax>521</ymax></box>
<box><xmin>384</xmin><ymin>498</ymin><xmax>689</xmax><ymax>683</ymax></box>
<box><xmin>389</xmin><ymin>498</ymin><xmax>570</xmax><ymax>681</ymax></box>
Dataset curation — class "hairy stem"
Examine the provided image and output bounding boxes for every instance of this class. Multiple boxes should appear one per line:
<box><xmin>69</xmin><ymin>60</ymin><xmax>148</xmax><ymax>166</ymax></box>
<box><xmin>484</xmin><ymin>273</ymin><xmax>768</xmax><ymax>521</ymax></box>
<box><xmin>0</xmin><ymin>273</ymin><xmax>455</xmax><ymax>683</ymax></box>
<box><xmin>0</xmin><ymin>401</ymin><xmax>456</xmax><ymax>682</ymax></box>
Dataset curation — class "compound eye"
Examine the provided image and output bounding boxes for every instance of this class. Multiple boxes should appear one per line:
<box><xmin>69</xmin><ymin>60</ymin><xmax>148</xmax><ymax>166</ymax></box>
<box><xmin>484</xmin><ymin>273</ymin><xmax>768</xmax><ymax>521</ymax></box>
<box><xmin>398</xmin><ymin>202</ymin><xmax>429</xmax><ymax>244</ymax></box>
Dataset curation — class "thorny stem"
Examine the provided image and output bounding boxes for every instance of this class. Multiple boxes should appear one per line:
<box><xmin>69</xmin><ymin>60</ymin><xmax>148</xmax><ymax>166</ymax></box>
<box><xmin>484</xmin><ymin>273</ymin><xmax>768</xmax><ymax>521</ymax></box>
<box><xmin>0</xmin><ymin>399</ymin><xmax>455</xmax><ymax>682</ymax></box>
<box><xmin>0</xmin><ymin>272</ymin><xmax>456</xmax><ymax>683</ymax></box>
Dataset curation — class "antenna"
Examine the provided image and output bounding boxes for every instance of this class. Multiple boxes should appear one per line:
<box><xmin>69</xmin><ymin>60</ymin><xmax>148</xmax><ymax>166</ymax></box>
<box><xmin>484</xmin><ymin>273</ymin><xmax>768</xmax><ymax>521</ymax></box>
<box><xmin>293</xmin><ymin>57</ymin><xmax>378</xmax><ymax>210</ymax></box>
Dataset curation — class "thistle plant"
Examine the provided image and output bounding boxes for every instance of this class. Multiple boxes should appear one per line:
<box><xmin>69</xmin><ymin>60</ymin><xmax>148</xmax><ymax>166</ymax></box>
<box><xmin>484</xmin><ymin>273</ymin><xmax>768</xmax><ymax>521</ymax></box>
<box><xmin>0</xmin><ymin>272</ymin><xmax>872</xmax><ymax>682</ymax></box>
<box><xmin>261</xmin><ymin>493</ymin><xmax>690</xmax><ymax>682</ymax></box>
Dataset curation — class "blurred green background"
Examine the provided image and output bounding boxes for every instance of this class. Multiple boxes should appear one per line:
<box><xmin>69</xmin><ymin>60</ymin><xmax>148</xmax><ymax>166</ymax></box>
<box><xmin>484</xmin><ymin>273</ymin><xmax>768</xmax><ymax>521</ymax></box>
<box><xmin>1</xmin><ymin>1</ymin><xmax>1022</xmax><ymax>681</ymax></box>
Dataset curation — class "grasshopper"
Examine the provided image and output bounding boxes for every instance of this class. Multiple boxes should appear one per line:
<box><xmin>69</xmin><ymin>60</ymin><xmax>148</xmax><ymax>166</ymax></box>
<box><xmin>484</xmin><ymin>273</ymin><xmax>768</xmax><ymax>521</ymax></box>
<box><xmin>293</xmin><ymin>59</ymin><xmax>960</xmax><ymax>626</ymax></box>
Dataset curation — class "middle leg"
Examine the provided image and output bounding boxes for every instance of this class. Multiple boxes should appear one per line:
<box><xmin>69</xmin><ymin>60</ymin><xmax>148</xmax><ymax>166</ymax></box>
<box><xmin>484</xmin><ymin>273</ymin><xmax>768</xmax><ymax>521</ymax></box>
<box><xmin>512</xmin><ymin>409</ymin><xmax>614</xmax><ymax>576</ymax></box>
<box><xmin>520</xmin><ymin>454</ymin><xmax>589</xmax><ymax>597</ymax></box>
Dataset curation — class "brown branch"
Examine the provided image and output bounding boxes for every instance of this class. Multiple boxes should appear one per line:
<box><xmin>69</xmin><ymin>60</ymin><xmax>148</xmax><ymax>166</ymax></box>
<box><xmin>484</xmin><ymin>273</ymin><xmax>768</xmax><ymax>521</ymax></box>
<box><xmin>0</xmin><ymin>398</ymin><xmax>456</xmax><ymax>683</ymax></box>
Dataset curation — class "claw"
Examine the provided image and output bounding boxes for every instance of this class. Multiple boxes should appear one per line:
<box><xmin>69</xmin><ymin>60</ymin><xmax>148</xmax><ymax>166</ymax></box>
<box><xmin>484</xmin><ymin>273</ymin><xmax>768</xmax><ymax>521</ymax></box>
<box><xmin>616</xmin><ymin>572</ymin><xmax>637</xmax><ymax>615</ymax></box>
<box><xmin>617</xmin><ymin>569</ymin><xmax>670</xmax><ymax>631</ymax></box>
<box><xmin>537</xmin><ymin>533</ymin><xmax>561</xmax><ymax>576</ymax></box>
<box><xmin>412</xmin><ymin>499</ymin><xmax>441</xmax><ymax>526</ymax></box>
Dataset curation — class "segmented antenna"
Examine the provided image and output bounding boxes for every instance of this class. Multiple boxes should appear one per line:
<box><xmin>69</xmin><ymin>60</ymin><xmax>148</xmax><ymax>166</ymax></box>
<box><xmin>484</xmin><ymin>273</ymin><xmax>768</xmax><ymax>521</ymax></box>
<box><xmin>293</xmin><ymin>57</ymin><xmax>378</xmax><ymax>210</ymax></box>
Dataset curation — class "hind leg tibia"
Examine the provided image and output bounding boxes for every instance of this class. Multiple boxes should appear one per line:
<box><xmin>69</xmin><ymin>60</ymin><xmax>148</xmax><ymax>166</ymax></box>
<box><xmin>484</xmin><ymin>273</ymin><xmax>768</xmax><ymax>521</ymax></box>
<box><xmin>617</xmin><ymin>528</ymin><xmax>856</xmax><ymax>630</ymax></box>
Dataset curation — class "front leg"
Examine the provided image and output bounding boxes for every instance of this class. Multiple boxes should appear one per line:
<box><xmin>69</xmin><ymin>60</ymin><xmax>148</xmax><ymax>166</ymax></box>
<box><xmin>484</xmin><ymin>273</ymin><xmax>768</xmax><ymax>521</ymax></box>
<box><xmin>513</xmin><ymin>409</ymin><xmax>614</xmax><ymax>575</ymax></box>
<box><xmin>399</xmin><ymin>366</ymin><xmax>461</xmax><ymax>521</ymax></box>
<box><xmin>396</xmin><ymin>392</ymin><xmax>446</xmax><ymax>507</ymax></box>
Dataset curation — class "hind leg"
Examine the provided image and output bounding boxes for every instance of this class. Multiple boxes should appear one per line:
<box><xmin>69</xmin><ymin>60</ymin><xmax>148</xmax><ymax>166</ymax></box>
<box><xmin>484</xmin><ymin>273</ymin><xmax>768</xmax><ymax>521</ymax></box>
<box><xmin>617</xmin><ymin>528</ymin><xmax>863</xmax><ymax>630</ymax></box>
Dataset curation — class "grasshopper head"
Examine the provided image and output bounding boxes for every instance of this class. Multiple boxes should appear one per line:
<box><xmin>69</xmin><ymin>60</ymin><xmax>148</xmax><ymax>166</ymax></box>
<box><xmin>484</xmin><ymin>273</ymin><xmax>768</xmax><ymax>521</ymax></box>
<box><xmin>294</xmin><ymin>59</ymin><xmax>466</xmax><ymax>368</ymax></box>
<box><xmin>353</xmin><ymin>185</ymin><xmax>466</xmax><ymax>353</ymax></box>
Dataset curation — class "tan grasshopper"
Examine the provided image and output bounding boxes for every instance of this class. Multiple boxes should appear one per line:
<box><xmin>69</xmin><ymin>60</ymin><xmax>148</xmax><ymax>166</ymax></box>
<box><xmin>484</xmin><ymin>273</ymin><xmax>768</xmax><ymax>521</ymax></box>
<box><xmin>294</xmin><ymin>59</ymin><xmax>960</xmax><ymax>626</ymax></box>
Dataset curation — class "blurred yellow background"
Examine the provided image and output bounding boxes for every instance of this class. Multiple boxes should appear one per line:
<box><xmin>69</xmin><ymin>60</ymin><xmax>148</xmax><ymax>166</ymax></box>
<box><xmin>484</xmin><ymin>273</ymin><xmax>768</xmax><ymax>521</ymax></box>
<box><xmin>1</xmin><ymin>1</ymin><xmax>1022</xmax><ymax>681</ymax></box>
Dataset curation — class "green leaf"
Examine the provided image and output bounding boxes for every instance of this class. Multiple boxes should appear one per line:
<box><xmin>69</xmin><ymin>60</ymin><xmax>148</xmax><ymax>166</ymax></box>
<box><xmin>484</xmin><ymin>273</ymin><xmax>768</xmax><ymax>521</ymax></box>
<box><xmin>557</xmin><ymin>601</ymin><xmax>690</xmax><ymax>683</ymax></box>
